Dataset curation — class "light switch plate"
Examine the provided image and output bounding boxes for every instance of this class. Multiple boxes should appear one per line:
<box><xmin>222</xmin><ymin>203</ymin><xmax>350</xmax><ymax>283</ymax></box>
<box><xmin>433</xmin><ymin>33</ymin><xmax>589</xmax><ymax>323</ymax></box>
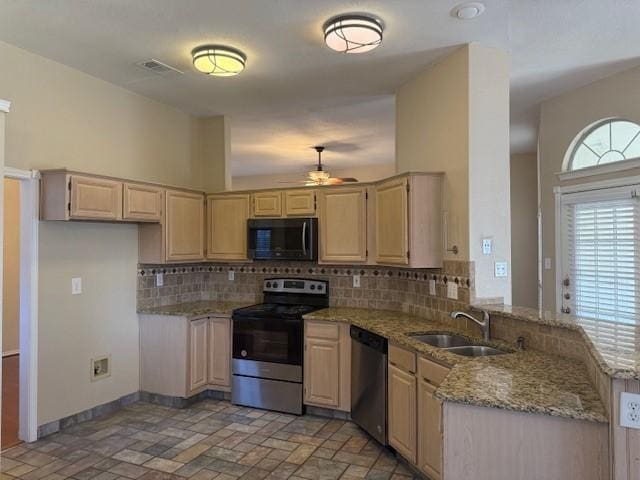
<box><xmin>544</xmin><ymin>258</ymin><xmax>552</xmax><ymax>270</ymax></box>
<box><xmin>228</xmin><ymin>270</ymin><xmax>235</xmax><ymax>281</ymax></box>
<box><xmin>447</xmin><ymin>281</ymin><xmax>458</xmax><ymax>300</ymax></box>
<box><xmin>429</xmin><ymin>279</ymin><xmax>436</xmax><ymax>296</ymax></box>
<box><xmin>620</xmin><ymin>392</ymin><xmax>640</xmax><ymax>429</ymax></box>
<box><xmin>71</xmin><ymin>277</ymin><xmax>82</xmax><ymax>295</ymax></box>
<box><xmin>482</xmin><ymin>238</ymin><xmax>492</xmax><ymax>255</ymax></box>
<box><xmin>353</xmin><ymin>275</ymin><xmax>361</xmax><ymax>288</ymax></box>
<box><xmin>495</xmin><ymin>261</ymin><xmax>508</xmax><ymax>278</ymax></box>
<box><xmin>156</xmin><ymin>273</ymin><xmax>164</xmax><ymax>287</ymax></box>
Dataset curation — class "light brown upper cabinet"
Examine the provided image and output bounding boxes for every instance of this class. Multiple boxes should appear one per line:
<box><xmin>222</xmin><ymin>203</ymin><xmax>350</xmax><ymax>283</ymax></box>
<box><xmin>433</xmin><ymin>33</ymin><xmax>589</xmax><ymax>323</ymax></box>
<box><xmin>207</xmin><ymin>193</ymin><xmax>250</xmax><ymax>261</ymax></box>
<box><xmin>123</xmin><ymin>182</ymin><xmax>163</xmax><ymax>222</ymax></box>
<box><xmin>41</xmin><ymin>171</ymin><xmax>123</xmax><ymax>221</ymax></box>
<box><xmin>318</xmin><ymin>186</ymin><xmax>368</xmax><ymax>263</ymax></box>
<box><xmin>165</xmin><ymin>190</ymin><xmax>205</xmax><ymax>262</ymax></box>
<box><xmin>375</xmin><ymin>173</ymin><xmax>443</xmax><ymax>268</ymax></box>
<box><xmin>284</xmin><ymin>189</ymin><xmax>316</xmax><ymax>216</ymax></box>
<box><xmin>253</xmin><ymin>191</ymin><xmax>282</xmax><ymax>217</ymax></box>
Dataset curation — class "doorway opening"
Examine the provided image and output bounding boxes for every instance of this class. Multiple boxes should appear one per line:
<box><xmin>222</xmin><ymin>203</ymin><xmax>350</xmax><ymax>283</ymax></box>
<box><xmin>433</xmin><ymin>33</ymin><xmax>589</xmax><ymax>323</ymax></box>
<box><xmin>2</xmin><ymin>167</ymin><xmax>38</xmax><ymax>448</ymax></box>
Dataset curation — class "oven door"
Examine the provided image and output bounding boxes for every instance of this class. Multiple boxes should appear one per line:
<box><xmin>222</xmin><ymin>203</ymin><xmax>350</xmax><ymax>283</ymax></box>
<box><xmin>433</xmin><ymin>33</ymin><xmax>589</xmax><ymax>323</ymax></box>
<box><xmin>232</xmin><ymin>316</ymin><xmax>303</xmax><ymax>366</ymax></box>
<box><xmin>248</xmin><ymin>218</ymin><xmax>317</xmax><ymax>261</ymax></box>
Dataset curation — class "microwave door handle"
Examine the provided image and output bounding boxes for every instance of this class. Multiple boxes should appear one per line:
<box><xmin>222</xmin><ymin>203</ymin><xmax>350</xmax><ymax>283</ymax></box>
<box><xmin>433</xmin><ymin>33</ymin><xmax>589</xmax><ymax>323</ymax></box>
<box><xmin>302</xmin><ymin>221</ymin><xmax>307</xmax><ymax>255</ymax></box>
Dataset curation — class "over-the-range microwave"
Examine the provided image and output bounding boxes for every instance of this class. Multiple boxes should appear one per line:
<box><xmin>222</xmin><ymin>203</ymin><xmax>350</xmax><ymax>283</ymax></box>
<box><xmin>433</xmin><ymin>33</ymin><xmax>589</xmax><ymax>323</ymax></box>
<box><xmin>247</xmin><ymin>218</ymin><xmax>318</xmax><ymax>261</ymax></box>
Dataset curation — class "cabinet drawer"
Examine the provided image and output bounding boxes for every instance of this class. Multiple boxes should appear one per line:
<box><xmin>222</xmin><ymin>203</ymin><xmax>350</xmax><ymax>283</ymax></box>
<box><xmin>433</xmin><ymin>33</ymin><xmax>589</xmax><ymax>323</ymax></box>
<box><xmin>418</xmin><ymin>357</ymin><xmax>450</xmax><ymax>387</ymax></box>
<box><xmin>389</xmin><ymin>344</ymin><xmax>416</xmax><ymax>374</ymax></box>
<box><xmin>306</xmin><ymin>321</ymin><xmax>340</xmax><ymax>340</ymax></box>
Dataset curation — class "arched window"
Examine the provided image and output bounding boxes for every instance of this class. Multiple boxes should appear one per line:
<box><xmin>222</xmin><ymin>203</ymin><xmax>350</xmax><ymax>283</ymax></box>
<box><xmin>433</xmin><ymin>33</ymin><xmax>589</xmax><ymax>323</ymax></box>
<box><xmin>568</xmin><ymin>119</ymin><xmax>640</xmax><ymax>171</ymax></box>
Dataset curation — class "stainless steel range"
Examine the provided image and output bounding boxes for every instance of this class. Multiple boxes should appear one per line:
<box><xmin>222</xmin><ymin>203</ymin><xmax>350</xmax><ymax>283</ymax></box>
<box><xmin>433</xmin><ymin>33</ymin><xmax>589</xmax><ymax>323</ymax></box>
<box><xmin>231</xmin><ymin>278</ymin><xmax>328</xmax><ymax>415</ymax></box>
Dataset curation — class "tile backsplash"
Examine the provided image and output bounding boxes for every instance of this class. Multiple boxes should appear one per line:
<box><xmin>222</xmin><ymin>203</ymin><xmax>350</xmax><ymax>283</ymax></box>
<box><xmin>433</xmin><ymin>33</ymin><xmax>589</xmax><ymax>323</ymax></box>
<box><xmin>137</xmin><ymin>260</ymin><xmax>474</xmax><ymax>324</ymax></box>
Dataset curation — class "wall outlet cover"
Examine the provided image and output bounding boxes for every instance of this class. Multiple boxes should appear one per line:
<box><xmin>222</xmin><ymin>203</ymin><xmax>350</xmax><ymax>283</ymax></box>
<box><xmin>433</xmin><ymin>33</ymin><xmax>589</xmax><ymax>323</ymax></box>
<box><xmin>429</xmin><ymin>279</ymin><xmax>436</xmax><ymax>296</ymax></box>
<box><xmin>620</xmin><ymin>392</ymin><xmax>640</xmax><ymax>429</ymax></box>
<box><xmin>353</xmin><ymin>274</ymin><xmax>361</xmax><ymax>288</ymax></box>
<box><xmin>482</xmin><ymin>238</ymin><xmax>492</xmax><ymax>255</ymax></box>
<box><xmin>228</xmin><ymin>270</ymin><xmax>235</xmax><ymax>281</ymax></box>
<box><xmin>494</xmin><ymin>261</ymin><xmax>508</xmax><ymax>278</ymax></box>
<box><xmin>71</xmin><ymin>277</ymin><xmax>82</xmax><ymax>295</ymax></box>
<box><xmin>447</xmin><ymin>281</ymin><xmax>458</xmax><ymax>300</ymax></box>
<box><xmin>544</xmin><ymin>257</ymin><xmax>552</xmax><ymax>270</ymax></box>
<box><xmin>156</xmin><ymin>273</ymin><xmax>164</xmax><ymax>287</ymax></box>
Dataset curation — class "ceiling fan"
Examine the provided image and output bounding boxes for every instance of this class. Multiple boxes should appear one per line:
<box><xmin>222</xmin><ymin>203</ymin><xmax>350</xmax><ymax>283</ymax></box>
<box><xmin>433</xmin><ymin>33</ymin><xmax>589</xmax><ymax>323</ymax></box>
<box><xmin>282</xmin><ymin>146</ymin><xmax>359</xmax><ymax>186</ymax></box>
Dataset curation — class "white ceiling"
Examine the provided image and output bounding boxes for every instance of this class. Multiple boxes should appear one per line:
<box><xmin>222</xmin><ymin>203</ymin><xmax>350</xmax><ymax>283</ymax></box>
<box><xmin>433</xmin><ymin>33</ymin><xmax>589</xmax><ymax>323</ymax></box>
<box><xmin>1</xmin><ymin>0</ymin><xmax>640</xmax><ymax>175</ymax></box>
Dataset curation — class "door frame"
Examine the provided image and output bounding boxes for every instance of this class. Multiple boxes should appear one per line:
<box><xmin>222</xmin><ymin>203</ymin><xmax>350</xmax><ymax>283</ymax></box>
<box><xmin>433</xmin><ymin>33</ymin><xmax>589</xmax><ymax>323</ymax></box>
<box><xmin>3</xmin><ymin>166</ymin><xmax>39</xmax><ymax>442</ymax></box>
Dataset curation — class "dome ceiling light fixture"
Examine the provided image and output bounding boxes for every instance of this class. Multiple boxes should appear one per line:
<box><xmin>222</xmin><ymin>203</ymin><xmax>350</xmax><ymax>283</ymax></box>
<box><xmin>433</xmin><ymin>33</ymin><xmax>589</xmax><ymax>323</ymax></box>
<box><xmin>192</xmin><ymin>45</ymin><xmax>247</xmax><ymax>77</ymax></box>
<box><xmin>452</xmin><ymin>2</ymin><xmax>486</xmax><ymax>20</ymax></box>
<box><xmin>323</xmin><ymin>14</ymin><xmax>384</xmax><ymax>54</ymax></box>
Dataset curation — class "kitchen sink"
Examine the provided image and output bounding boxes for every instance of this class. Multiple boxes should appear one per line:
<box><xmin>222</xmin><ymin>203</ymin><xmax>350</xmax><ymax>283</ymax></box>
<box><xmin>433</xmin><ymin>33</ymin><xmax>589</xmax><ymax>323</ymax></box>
<box><xmin>408</xmin><ymin>333</ymin><xmax>472</xmax><ymax>348</ymax></box>
<box><xmin>443</xmin><ymin>345</ymin><xmax>508</xmax><ymax>357</ymax></box>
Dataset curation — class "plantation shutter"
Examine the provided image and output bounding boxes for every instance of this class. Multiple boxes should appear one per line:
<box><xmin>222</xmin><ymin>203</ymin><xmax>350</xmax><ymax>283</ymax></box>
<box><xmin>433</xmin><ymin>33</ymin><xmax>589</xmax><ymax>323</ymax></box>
<box><xmin>561</xmin><ymin>187</ymin><xmax>640</xmax><ymax>324</ymax></box>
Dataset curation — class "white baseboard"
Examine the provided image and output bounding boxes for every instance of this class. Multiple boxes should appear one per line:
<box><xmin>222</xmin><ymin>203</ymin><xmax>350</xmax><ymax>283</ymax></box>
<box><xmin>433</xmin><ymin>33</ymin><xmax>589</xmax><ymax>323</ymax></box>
<box><xmin>3</xmin><ymin>349</ymin><xmax>20</xmax><ymax>357</ymax></box>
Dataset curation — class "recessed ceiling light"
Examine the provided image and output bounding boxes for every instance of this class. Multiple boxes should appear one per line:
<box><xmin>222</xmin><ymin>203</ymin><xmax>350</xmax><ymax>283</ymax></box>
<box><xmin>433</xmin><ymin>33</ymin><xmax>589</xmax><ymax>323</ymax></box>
<box><xmin>452</xmin><ymin>2</ymin><xmax>485</xmax><ymax>20</ymax></box>
<box><xmin>192</xmin><ymin>45</ymin><xmax>247</xmax><ymax>77</ymax></box>
<box><xmin>323</xmin><ymin>14</ymin><xmax>384</xmax><ymax>54</ymax></box>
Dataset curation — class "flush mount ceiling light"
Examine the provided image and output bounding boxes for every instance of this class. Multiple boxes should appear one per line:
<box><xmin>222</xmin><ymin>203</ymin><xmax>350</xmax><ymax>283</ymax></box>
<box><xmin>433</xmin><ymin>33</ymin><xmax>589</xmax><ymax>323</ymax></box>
<box><xmin>192</xmin><ymin>45</ymin><xmax>247</xmax><ymax>77</ymax></box>
<box><xmin>452</xmin><ymin>2</ymin><xmax>485</xmax><ymax>20</ymax></box>
<box><xmin>323</xmin><ymin>14</ymin><xmax>384</xmax><ymax>54</ymax></box>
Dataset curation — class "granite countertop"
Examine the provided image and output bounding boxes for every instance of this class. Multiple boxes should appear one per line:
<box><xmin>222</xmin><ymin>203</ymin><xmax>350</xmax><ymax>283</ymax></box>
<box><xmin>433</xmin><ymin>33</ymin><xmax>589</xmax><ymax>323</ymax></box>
<box><xmin>137</xmin><ymin>300</ymin><xmax>253</xmax><ymax>317</ymax></box>
<box><xmin>304</xmin><ymin>307</ymin><xmax>607</xmax><ymax>423</ymax></box>
<box><xmin>480</xmin><ymin>304</ymin><xmax>640</xmax><ymax>380</ymax></box>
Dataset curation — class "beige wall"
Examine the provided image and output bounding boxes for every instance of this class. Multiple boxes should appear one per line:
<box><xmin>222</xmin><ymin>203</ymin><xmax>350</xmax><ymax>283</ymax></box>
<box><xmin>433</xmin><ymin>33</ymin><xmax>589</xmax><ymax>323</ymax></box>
<box><xmin>3</xmin><ymin>178</ymin><xmax>20</xmax><ymax>354</ymax></box>
<box><xmin>231</xmin><ymin>163</ymin><xmax>395</xmax><ymax>190</ymax></box>
<box><xmin>510</xmin><ymin>153</ymin><xmax>538</xmax><ymax>308</ymax></box>
<box><xmin>539</xmin><ymin>64</ymin><xmax>640</xmax><ymax>311</ymax></box>
<box><xmin>199</xmin><ymin>116</ymin><xmax>231</xmax><ymax>192</ymax></box>
<box><xmin>396</xmin><ymin>44</ymin><xmax>511</xmax><ymax>302</ymax></box>
<box><xmin>0</xmin><ymin>41</ymin><xmax>226</xmax><ymax>425</ymax></box>
<box><xmin>396</xmin><ymin>45</ymin><xmax>470</xmax><ymax>261</ymax></box>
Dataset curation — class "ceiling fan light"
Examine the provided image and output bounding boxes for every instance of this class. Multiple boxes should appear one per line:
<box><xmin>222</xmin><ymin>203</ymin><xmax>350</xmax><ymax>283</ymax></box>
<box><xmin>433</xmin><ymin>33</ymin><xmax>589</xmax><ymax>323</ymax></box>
<box><xmin>192</xmin><ymin>45</ymin><xmax>247</xmax><ymax>77</ymax></box>
<box><xmin>308</xmin><ymin>170</ymin><xmax>331</xmax><ymax>184</ymax></box>
<box><xmin>323</xmin><ymin>14</ymin><xmax>383</xmax><ymax>54</ymax></box>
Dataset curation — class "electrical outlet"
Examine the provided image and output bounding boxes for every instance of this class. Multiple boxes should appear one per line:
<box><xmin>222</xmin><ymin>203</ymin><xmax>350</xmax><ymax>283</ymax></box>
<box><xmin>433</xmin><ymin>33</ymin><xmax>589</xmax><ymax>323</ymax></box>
<box><xmin>544</xmin><ymin>258</ymin><xmax>552</xmax><ymax>270</ymax></box>
<box><xmin>353</xmin><ymin>275</ymin><xmax>361</xmax><ymax>288</ymax></box>
<box><xmin>156</xmin><ymin>273</ymin><xmax>164</xmax><ymax>287</ymax></box>
<box><xmin>482</xmin><ymin>238</ymin><xmax>492</xmax><ymax>255</ymax></box>
<box><xmin>494</xmin><ymin>261</ymin><xmax>508</xmax><ymax>278</ymax></box>
<box><xmin>429</xmin><ymin>279</ymin><xmax>436</xmax><ymax>296</ymax></box>
<box><xmin>71</xmin><ymin>277</ymin><xmax>82</xmax><ymax>295</ymax></box>
<box><xmin>447</xmin><ymin>281</ymin><xmax>458</xmax><ymax>300</ymax></box>
<box><xmin>228</xmin><ymin>270</ymin><xmax>235</xmax><ymax>281</ymax></box>
<box><xmin>620</xmin><ymin>392</ymin><xmax>640</xmax><ymax>429</ymax></box>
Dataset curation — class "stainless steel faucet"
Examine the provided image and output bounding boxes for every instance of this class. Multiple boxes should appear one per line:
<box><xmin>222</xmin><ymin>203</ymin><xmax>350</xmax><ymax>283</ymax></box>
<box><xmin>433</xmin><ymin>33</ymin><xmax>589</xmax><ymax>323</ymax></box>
<box><xmin>450</xmin><ymin>308</ymin><xmax>491</xmax><ymax>341</ymax></box>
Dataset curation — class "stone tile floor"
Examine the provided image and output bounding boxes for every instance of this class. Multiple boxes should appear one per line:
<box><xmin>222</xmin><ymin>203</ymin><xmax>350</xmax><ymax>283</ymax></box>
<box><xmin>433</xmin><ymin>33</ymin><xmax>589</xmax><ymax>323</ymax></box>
<box><xmin>0</xmin><ymin>400</ymin><xmax>419</xmax><ymax>479</ymax></box>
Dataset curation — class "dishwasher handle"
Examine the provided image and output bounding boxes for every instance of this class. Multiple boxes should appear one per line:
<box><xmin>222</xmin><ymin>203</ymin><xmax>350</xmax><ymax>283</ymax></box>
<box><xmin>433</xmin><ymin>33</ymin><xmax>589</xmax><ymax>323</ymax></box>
<box><xmin>350</xmin><ymin>326</ymin><xmax>388</xmax><ymax>354</ymax></box>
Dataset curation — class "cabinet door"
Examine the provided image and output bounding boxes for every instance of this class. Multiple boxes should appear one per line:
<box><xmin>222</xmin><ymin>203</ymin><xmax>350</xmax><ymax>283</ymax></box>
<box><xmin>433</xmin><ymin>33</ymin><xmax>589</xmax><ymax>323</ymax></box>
<box><xmin>189</xmin><ymin>318</ymin><xmax>208</xmax><ymax>393</ymax></box>
<box><xmin>69</xmin><ymin>175</ymin><xmax>122</xmax><ymax>220</ymax></box>
<box><xmin>208</xmin><ymin>317</ymin><xmax>231</xmax><ymax>388</ymax></box>
<box><xmin>206</xmin><ymin>194</ymin><xmax>250</xmax><ymax>261</ymax></box>
<box><xmin>304</xmin><ymin>338</ymin><xmax>340</xmax><ymax>407</ymax></box>
<box><xmin>253</xmin><ymin>191</ymin><xmax>282</xmax><ymax>217</ymax></box>
<box><xmin>418</xmin><ymin>379</ymin><xmax>443</xmax><ymax>480</ymax></box>
<box><xmin>375</xmin><ymin>177</ymin><xmax>409</xmax><ymax>265</ymax></box>
<box><xmin>165</xmin><ymin>190</ymin><xmax>205</xmax><ymax>261</ymax></box>
<box><xmin>319</xmin><ymin>187</ymin><xmax>367</xmax><ymax>263</ymax></box>
<box><xmin>388</xmin><ymin>363</ymin><xmax>417</xmax><ymax>463</ymax></box>
<box><xmin>284</xmin><ymin>190</ymin><xmax>316</xmax><ymax>216</ymax></box>
<box><xmin>123</xmin><ymin>183</ymin><xmax>163</xmax><ymax>222</ymax></box>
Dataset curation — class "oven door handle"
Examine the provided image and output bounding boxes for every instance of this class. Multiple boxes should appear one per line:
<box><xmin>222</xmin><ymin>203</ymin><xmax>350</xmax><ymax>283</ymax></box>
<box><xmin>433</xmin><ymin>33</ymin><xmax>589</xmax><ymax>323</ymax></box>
<box><xmin>302</xmin><ymin>220</ymin><xmax>307</xmax><ymax>256</ymax></box>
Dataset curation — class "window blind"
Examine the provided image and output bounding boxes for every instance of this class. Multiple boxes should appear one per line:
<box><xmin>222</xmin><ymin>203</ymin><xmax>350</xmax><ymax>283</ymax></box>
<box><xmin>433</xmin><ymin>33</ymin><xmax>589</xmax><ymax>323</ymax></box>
<box><xmin>565</xmin><ymin>195</ymin><xmax>640</xmax><ymax>324</ymax></box>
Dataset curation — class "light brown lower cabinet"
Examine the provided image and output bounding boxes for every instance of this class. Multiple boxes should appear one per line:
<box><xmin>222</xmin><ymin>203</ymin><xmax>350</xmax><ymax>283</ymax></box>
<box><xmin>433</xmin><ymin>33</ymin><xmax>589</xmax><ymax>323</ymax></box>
<box><xmin>388</xmin><ymin>362</ymin><xmax>417</xmax><ymax>463</ymax></box>
<box><xmin>140</xmin><ymin>314</ymin><xmax>231</xmax><ymax>398</ymax></box>
<box><xmin>304</xmin><ymin>320</ymin><xmax>351</xmax><ymax>412</ymax></box>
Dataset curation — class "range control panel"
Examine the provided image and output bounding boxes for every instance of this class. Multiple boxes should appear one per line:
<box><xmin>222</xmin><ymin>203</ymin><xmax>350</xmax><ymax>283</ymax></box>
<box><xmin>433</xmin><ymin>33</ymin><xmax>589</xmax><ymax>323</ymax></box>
<box><xmin>263</xmin><ymin>278</ymin><xmax>327</xmax><ymax>295</ymax></box>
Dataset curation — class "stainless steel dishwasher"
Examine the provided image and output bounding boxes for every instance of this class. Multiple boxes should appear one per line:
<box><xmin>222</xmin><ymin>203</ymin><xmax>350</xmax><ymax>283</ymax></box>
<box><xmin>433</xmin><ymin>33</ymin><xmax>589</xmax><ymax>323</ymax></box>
<box><xmin>350</xmin><ymin>325</ymin><xmax>388</xmax><ymax>445</ymax></box>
